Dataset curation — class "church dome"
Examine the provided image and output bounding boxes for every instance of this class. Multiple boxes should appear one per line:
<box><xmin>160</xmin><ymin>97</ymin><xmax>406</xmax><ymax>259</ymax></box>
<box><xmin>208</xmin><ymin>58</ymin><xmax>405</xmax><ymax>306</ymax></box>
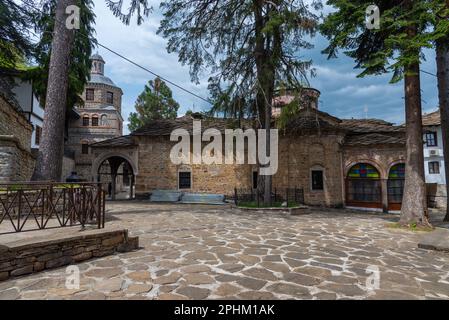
<box><xmin>90</xmin><ymin>53</ymin><xmax>105</xmax><ymax>63</ymax></box>
<box><xmin>89</xmin><ymin>74</ymin><xmax>117</xmax><ymax>87</ymax></box>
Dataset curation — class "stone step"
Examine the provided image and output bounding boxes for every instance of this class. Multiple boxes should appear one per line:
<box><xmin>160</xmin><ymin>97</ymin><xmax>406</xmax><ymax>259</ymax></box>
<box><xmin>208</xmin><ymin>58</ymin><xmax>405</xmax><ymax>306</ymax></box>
<box><xmin>180</xmin><ymin>193</ymin><xmax>225</xmax><ymax>205</ymax></box>
<box><xmin>149</xmin><ymin>190</ymin><xmax>182</xmax><ymax>202</ymax></box>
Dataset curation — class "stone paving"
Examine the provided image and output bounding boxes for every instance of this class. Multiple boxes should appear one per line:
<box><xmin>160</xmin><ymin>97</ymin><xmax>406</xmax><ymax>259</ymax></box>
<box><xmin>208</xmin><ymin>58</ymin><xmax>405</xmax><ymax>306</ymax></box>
<box><xmin>1</xmin><ymin>202</ymin><xmax>449</xmax><ymax>300</ymax></box>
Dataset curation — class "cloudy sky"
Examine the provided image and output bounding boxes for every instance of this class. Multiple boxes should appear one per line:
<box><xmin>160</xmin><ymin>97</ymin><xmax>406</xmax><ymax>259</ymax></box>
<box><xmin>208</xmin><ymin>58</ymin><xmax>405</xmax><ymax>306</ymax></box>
<box><xmin>91</xmin><ymin>0</ymin><xmax>439</xmax><ymax>134</ymax></box>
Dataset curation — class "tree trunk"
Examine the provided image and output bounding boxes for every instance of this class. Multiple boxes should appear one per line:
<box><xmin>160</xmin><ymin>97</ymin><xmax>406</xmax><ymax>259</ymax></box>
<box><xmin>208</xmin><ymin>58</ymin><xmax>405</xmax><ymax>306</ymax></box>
<box><xmin>400</xmin><ymin>62</ymin><xmax>430</xmax><ymax>226</ymax></box>
<box><xmin>436</xmin><ymin>39</ymin><xmax>449</xmax><ymax>221</ymax></box>
<box><xmin>32</xmin><ymin>0</ymin><xmax>75</xmax><ymax>181</ymax></box>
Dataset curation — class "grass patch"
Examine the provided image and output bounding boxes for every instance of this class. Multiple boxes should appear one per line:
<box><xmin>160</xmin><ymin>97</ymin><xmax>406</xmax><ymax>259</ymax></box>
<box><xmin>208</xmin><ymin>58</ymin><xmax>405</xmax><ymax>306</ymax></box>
<box><xmin>237</xmin><ymin>201</ymin><xmax>300</xmax><ymax>208</ymax></box>
<box><xmin>387</xmin><ymin>222</ymin><xmax>434</xmax><ymax>232</ymax></box>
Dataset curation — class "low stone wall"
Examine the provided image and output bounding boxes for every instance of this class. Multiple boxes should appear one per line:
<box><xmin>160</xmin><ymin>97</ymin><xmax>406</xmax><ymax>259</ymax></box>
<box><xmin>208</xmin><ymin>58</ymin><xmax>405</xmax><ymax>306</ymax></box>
<box><xmin>0</xmin><ymin>228</ymin><xmax>138</xmax><ymax>282</ymax></box>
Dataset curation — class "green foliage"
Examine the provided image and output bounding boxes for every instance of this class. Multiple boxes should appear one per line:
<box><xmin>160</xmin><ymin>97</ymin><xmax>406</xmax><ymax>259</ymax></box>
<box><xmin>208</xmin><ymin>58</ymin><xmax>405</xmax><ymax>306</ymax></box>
<box><xmin>24</xmin><ymin>0</ymin><xmax>96</xmax><ymax>111</ymax></box>
<box><xmin>105</xmin><ymin>0</ymin><xmax>152</xmax><ymax>25</ymax></box>
<box><xmin>320</xmin><ymin>0</ymin><xmax>440</xmax><ymax>82</ymax></box>
<box><xmin>0</xmin><ymin>0</ymin><xmax>33</xmax><ymax>68</ymax></box>
<box><xmin>128</xmin><ymin>77</ymin><xmax>180</xmax><ymax>132</ymax></box>
<box><xmin>156</xmin><ymin>0</ymin><xmax>321</xmax><ymax>121</ymax></box>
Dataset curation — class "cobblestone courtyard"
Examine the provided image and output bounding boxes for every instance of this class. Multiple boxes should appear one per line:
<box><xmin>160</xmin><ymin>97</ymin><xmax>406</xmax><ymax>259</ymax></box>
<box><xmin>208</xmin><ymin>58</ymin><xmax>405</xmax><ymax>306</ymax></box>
<box><xmin>1</xmin><ymin>202</ymin><xmax>449</xmax><ymax>300</ymax></box>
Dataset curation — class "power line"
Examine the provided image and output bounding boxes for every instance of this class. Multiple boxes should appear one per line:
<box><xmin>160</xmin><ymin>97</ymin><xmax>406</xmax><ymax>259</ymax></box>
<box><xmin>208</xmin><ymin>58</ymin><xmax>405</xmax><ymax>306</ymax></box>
<box><xmin>421</xmin><ymin>69</ymin><xmax>437</xmax><ymax>77</ymax></box>
<box><xmin>17</xmin><ymin>0</ymin><xmax>213</xmax><ymax>105</ymax></box>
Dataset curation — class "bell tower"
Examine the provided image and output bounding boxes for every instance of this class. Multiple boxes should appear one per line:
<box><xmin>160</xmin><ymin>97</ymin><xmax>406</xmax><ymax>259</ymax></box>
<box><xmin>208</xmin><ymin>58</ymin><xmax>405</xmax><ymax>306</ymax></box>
<box><xmin>90</xmin><ymin>53</ymin><xmax>105</xmax><ymax>75</ymax></box>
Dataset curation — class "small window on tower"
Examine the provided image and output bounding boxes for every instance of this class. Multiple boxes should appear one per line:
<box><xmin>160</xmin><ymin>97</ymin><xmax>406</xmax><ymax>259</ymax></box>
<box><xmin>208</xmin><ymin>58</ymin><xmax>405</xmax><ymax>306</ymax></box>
<box><xmin>35</xmin><ymin>125</ymin><xmax>42</xmax><ymax>145</ymax></box>
<box><xmin>86</xmin><ymin>89</ymin><xmax>94</xmax><ymax>101</ymax></box>
<box><xmin>106</xmin><ymin>91</ymin><xmax>114</xmax><ymax>104</ymax></box>
<box><xmin>81</xmin><ymin>143</ymin><xmax>89</xmax><ymax>155</ymax></box>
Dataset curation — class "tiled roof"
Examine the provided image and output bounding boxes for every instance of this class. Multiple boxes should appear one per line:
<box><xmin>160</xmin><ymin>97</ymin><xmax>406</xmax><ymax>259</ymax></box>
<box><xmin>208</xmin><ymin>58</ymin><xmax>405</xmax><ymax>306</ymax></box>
<box><xmin>344</xmin><ymin>133</ymin><xmax>405</xmax><ymax>146</ymax></box>
<box><xmin>340</xmin><ymin>119</ymin><xmax>404</xmax><ymax>146</ymax></box>
<box><xmin>422</xmin><ymin>110</ymin><xmax>440</xmax><ymax>126</ymax></box>
<box><xmin>283</xmin><ymin>108</ymin><xmax>342</xmax><ymax>134</ymax></box>
<box><xmin>340</xmin><ymin>118</ymin><xmax>403</xmax><ymax>133</ymax></box>
<box><xmin>90</xmin><ymin>135</ymin><xmax>136</xmax><ymax>148</ymax></box>
<box><xmin>132</xmin><ymin>116</ymin><xmax>255</xmax><ymax>136</ymax></box>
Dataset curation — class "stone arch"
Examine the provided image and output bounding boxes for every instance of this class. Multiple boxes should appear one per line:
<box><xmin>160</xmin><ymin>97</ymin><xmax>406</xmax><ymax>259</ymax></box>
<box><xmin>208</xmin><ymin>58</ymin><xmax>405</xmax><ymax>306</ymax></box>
<box><xmin>387</xmin><ymin>160</ymin><xmax>406</xmax><ymax>173</ymax></box>
<box><xmin>91</xmin><ymin>151</ymin><xmax>138</xmax><ymax>179</ymax></box>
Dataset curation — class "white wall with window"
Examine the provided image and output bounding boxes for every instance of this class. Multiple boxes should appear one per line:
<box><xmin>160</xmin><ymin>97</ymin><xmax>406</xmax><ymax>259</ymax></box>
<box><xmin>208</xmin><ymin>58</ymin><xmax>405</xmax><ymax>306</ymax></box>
<box><xmin>10</xmin><ymin>77</ymin><xmax>44</xmax><ymax>149</ymax></box>
<box><xmin>423</xmin><ymin>126</ymin><xmax>445</xmax><ymax>184</ymax></box>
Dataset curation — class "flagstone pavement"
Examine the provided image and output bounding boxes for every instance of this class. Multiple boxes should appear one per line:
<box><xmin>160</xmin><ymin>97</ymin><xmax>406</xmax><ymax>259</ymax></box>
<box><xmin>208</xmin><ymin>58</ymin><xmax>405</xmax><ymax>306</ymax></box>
<box><xmin>1</xmin><ymin>202</ymin><xmax>449</xmax><ymax>300</ymax></box>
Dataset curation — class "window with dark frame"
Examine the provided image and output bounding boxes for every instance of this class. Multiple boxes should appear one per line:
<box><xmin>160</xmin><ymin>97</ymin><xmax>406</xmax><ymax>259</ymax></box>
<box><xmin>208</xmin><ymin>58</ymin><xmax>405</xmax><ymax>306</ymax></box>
<box><xmin>178</xmin><ymin>171</ymin><xmax>191</xmax><ymax>189</ymax></box>
<box><xmin>35</xmin><ymin>125</ymin><xmax>41</xmax><ymax>145</ymax></box>
<box><xmin>311</xmin><ymin>170</ymin><xmax>324</xmax><ymax>191</ymax></box>
<box><xmin>425</xmin><ymin>132</ymin><xmax>437</xmax><ymax>147</ymax></box>
<box><xmin>82</xmin><ymin>116</ymin><xmax>89</xmax><ymax>126</ymax></box>
<box><xmin>86</xmin><ymin>88</ymin><xmax>94</xmax><ymax>101</ymax></box>
<box><xmin>92</xmin><ymin>116</ymin><xmax>99</xmax><ymax>127</ymax></box>
<box><xmin>252</xmin><ymin>171</ymin><xmax>258</xmax><ymax>189</ymax></box>
<box><xmin>81</xmin><ymin>143</ymin><xmax>89</xmax><ymax>155</ymax></box>
<box><xmin>429</xmin><ymin>161</ymin><xmax>440</xmax><ymax>174</ymax></box>
<box><xmin>106</xmin><ymin>91</ymin><xmax>114</xmax><ymax>104</ymax></box>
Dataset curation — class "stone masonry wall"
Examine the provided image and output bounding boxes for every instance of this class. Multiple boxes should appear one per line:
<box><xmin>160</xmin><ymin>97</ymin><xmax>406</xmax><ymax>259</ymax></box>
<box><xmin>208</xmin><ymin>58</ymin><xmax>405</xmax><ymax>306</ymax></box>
<box><xmin>135</xmin><ymin>136</ymin><xmax>253</xmax><ymax>197</ymax></box>
<box><xmin>273</xmin><ymin>134</ymin><xmax>345</xmax><ymax>207</ymax></box>
<box><xmin>0</xmin><ymin>229</ymin><xmax>138</xmax><ymax>282</ymax></box>
<box><xmin>0</xmin><ymin>96</ymin><xmax>35</xmax><ymax>182</ymax></box>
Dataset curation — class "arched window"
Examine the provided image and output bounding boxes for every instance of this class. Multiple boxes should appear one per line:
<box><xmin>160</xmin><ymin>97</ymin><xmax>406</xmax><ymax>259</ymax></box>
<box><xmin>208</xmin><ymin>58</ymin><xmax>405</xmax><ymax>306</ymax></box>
<box><xmin>92</xmin><ymin>115</ymin><xmax>99</xmax><ymax>127</ymax></box>
<box><xmin>389</xmin><ymin>163</ymin><xmax>405</xmax><ymax>179</ymax></box>
<box><xmin>82</xmin><ymin>115</ymin><xmax>89</xmax><ymax>126</ymax></box>
<box><xmin>101</xmin><ymin>114</ymin><xmax>108</xmax><ymax>126</ymax></box>
<box><xmin>347</xmin><ymin>163</ymin><xmax>380</xmax><ymax>179</ymax></box>
<box><xmin>346</xmin><ymin>163</ymin><xmax>381</xmax><ymax>208</ymax></box>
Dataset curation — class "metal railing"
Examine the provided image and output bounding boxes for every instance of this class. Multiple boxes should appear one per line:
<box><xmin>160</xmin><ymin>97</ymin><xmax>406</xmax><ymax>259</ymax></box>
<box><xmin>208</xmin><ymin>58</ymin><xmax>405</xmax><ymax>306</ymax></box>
<box><xmin>234</xmin><ymin>187</ymin><xmax>304</xmax><ymax>207</ymax></box>
<box><xmin>0</xmin><ymin>182</ymin><xmax>106</xmax><ymax>234</ymax></box>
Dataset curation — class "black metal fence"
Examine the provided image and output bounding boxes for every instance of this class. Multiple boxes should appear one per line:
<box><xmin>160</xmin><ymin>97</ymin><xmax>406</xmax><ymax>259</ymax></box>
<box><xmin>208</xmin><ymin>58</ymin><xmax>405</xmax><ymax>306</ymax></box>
<box><xmin>234</xmin><ymin>187</ymin><xmax>304</xmax><ymax>207</ymax></box>
<box><xmin>0</xmin><ymin>182</ymin><xmax>106</xmax><ymax>234</ymax></box>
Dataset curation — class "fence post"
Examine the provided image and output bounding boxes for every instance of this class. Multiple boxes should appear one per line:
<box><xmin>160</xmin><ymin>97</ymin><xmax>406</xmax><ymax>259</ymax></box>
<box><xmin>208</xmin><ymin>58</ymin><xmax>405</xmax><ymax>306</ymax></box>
<box><xmin>257</xmin><ymin>188</ymin><xmax>260</xmax><ymax>207</ymax></box>
<box><xmin>234</xmin><ymin>188</ymin><xmax>238</xmax><ymax>206</ymax></box>
<box><xmin>274</xmin><ymin>188</ymin><xmax>277</xmax><ymax>203</ymax></box>
<box><xmin>286</xmin><ymin>188</ymin><xmax>289</xmax><ymax>207</ymax></box>
<box><xmin>97</xmin><ymin>184</ymin><xmax>102</xmax><ymax>229</ymax></box>
<box><xmin>17</xmin><ymin>189</ymin><xmax>22</xmax><ymax>232</ymax></box>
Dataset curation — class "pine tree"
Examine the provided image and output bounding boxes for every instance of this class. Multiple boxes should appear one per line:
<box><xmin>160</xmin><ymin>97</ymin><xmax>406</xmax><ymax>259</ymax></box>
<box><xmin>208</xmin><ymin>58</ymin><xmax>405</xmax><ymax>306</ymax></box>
<box><xmin>128</xmin><ymin>77</ymin><xmax>180</xmax><ymax>132</ymax></box>
<box><xmin>0</xmin><ymin>0</ymin><xmax>32</xmax><ymax>67</ymax></box>
<box><xmin>321</xmin><ymin>0</ymin><xmax>434</xmax><ymax>226</ymax></box>
<box><xmin>111</xmin><ymin>0</ymin><xmax>321</xmax><ymax>205</ymax></box>
<box><xmin>31</xmin><ymin>0</ymin><xmax>96</xmax><ymax>181</ymax></box>
<box><xmin>432</xmin><ymin>0</ymin><xmax>449</xmax><ymax>221</ymax></box>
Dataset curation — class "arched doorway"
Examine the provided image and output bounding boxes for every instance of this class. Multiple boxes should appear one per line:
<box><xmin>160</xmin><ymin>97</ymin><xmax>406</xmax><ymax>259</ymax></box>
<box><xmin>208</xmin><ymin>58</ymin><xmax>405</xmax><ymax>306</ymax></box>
<box><xmin>97</xmin><ymin>156</ymin><xmax>135</xmax><ymax>200</ymax></box>
<box><xmin>346</xmin><ymin>163</ymin><xmax>382</xmax><ymax>208</ymax></box>
<box><xmin>387</xmin><ymin>163</ymin><xmax>405</xmax><ymax>210</ymax></box>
